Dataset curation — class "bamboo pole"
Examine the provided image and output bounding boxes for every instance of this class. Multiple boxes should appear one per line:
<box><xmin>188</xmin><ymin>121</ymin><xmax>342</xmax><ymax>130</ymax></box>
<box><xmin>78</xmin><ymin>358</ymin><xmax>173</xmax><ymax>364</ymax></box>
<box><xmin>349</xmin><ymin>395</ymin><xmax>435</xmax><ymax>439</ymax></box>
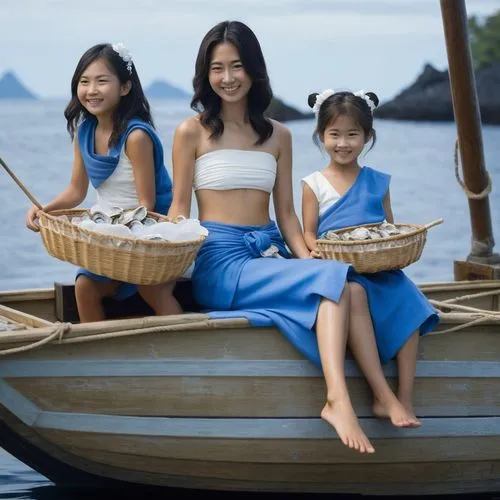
<box><xmin>439</xmin><ymin>1</ymin><xmax>498</xmax><ymax>267</ymax></box>
<box><xmin>0</xmin><ymin>156</ymin><xmax>43</xmax><ymax>209</ymax></box>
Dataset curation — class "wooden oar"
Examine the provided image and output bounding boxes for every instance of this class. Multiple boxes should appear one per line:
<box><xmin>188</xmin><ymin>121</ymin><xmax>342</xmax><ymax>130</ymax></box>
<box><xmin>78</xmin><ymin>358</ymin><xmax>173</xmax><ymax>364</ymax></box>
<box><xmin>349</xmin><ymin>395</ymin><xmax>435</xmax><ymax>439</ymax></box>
<box><xmin>0</xmin><ymin>156</ymin><xmax>43</xmax><ymax>209</ymax></box>
<box><xmin>424</xmin><ymin>218</ymin><xmax>444</xmax><ymax>230</ymax></box>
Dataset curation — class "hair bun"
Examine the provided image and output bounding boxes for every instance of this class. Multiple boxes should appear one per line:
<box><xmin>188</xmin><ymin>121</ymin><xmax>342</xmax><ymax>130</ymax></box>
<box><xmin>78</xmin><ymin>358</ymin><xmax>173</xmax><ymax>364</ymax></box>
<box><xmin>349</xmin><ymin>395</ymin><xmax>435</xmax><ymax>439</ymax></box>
<box><xmin>307</xmin><ymin>93</ymin><xmax>319</xmax><ymax>109</ymax></box>
<box><xmin>365</xmin><ymin>92</ymin><xmax>379</xmax><ymax>108</ymax></box>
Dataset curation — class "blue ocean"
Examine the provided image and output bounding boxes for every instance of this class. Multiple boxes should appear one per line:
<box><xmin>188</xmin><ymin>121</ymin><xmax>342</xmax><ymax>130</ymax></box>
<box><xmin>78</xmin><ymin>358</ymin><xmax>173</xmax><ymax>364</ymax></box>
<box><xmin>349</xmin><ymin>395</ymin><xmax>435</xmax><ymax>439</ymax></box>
<box><xmin>0</xmin><ymin>99</ymin><xmax>499</xmax><ymax>498</ymax></box>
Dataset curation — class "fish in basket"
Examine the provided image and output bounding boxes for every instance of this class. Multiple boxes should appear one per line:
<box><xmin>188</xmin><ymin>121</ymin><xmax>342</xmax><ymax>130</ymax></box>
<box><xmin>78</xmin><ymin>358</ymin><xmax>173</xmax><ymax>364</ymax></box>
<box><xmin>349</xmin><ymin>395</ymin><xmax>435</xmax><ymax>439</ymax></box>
<box><xmin>37</xmin><ymin>206</ymin><xmax>208</xmax><ymax>285</ymax></box>
<box><xmin>315</xmin><ymin>219</ymin><xmax>444</xmax><ymax>274</ymax></box>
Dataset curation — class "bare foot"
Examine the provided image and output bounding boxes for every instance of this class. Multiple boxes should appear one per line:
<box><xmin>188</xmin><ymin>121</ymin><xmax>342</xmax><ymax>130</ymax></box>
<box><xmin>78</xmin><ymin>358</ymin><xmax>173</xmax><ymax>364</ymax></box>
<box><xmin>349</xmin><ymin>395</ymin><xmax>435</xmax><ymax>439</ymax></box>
<box><xmin>372</xmin><ymin>397</ymin><xmax>421</xmax><ymax>428</ymax></box>
<box><xmin>398</xmin><ymin>397</ymin><xmax>421</xmax><ymax>426</ymax></box>
<box><xmin>321</xmin><ymin>399</ymin><xmax>375</xmax><ymax>454</ymax></box>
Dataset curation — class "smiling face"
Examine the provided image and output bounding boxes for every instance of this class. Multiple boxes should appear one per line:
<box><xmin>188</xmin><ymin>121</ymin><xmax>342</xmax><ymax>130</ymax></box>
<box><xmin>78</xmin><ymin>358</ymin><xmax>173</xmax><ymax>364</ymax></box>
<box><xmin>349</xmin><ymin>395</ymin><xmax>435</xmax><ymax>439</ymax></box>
<box><xmin>208</xmin><ymin>42</ymin><xmax>252</xmax><ymax>104</ymax></box>
<box><xmin>321</xmin><ymin>114</ymin><xmax>370</xmax><ymax>167</ymax></box>
<box><xmin>76</xmin><ymin>58</ymin><xmax>131</xmax><ymax>118</ymax></box>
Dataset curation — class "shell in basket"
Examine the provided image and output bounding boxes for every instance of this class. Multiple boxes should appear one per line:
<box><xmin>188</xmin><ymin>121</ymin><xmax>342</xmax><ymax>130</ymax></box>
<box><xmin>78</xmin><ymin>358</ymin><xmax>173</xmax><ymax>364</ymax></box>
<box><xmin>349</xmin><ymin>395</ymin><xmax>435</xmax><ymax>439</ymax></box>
<box><xmin>315</xmin><ymin>219</ymin><xmax>443</xmax><ymax>274</ymax></box>
<box><xmin>37</xmin><ymin>208</ymin><xmax>207</xmax><ymax>285</ymax></box>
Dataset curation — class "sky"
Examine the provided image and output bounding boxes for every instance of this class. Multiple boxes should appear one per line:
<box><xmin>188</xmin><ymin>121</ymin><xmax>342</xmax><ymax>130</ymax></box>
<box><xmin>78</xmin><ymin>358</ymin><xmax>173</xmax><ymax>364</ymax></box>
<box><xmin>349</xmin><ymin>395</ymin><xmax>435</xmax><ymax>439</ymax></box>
<box><xmin>0</xmin><ymin>0</ymin><xmax>498</xmax><ymax>110</ymax></box>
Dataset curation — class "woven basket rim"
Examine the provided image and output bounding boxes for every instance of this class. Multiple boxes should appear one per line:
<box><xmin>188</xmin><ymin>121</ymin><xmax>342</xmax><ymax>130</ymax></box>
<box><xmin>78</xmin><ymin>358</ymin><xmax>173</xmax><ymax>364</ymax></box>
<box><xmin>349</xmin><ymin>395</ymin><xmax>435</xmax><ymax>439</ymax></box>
<box><xmin>316</xmin><ymin>222</ymin><xmax>426</xmax><ymax>247</ymax></box>
<box><xmin>38</xmin><ymin>209</ymin><xmax>206</xmax><ymax>248</ymax></box>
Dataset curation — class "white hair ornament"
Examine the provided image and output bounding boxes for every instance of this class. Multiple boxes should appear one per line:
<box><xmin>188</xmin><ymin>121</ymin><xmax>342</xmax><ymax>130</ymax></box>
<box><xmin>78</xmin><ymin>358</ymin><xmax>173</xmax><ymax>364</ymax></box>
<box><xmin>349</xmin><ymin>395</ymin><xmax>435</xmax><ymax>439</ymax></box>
<box><xmin>353</xmin><ymin>90</ymin><xmax>376</xmax><ymax>113</ymax></box>
<box><xmin>112</xmin><ymin>42</ymin><xmax>133</xmax><ymax>75</ymax></box>
<box><xmin>312</xmin><ymin>88</ymin><xmax>335</xmax><ymax>116</ymax></box>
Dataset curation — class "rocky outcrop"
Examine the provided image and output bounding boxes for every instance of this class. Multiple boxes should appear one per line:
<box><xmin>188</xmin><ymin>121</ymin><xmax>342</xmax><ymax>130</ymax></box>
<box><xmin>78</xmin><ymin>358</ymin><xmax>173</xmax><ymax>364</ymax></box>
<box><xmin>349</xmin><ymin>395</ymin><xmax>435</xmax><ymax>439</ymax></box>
<box><xmin>375</xmin><ymin>62</ymin><xmax>500</xmax><ymax>124</ymax></box>
<box><xmin>266</xmin><ymin>97</ymin><xmax>313</xmax><ymax>122</ymax></box>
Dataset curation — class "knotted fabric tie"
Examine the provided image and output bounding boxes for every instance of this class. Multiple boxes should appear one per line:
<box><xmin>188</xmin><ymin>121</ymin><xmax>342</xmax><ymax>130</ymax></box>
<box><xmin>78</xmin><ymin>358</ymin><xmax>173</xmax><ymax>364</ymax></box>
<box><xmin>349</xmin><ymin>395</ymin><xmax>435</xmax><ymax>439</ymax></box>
<box><xmin>243</xmin><ymin>231</ymin><xmax>282</xmax><ymax>258</ymax></box>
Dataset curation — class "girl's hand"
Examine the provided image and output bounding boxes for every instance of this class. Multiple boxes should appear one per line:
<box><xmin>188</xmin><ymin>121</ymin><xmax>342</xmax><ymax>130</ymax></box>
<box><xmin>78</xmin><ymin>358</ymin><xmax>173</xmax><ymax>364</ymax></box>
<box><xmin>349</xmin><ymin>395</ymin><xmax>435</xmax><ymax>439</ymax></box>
<box><xmin>310</xmin><ymin>248</ymin><xmax>321</xmax><ymax>259</ymax></box>
<box><xmin>25</xmin><ymin>205</ymin><xmax>41</xmax><ymax>232</ymax></box>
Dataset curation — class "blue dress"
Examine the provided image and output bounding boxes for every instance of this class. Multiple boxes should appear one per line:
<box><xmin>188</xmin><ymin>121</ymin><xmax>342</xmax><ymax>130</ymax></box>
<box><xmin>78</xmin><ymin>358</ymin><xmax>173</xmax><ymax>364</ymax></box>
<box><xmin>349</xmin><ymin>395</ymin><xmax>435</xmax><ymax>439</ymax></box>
<box><xmin>192</xmin><ymin>221</ymin><xmax>352</xmax><ymax>367</ymax></box>
<box><xmin>316</xmin><ymin>166</ymin><xmax>439</xmax><ymax>363</ymax></box>
<box><xmin>76</xmin><ymin>118</ymin><xmax>173</xmax><ymax>299</ymax></box>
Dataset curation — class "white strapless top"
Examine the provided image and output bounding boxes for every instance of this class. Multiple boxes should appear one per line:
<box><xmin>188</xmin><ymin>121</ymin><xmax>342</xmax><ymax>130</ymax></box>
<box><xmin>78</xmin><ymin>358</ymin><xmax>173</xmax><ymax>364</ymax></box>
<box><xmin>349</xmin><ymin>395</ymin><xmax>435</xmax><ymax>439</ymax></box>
<box><xmin>193</xmin><ymin>149</ymin><xmax>277</xmax><ymax>193</ymax></box>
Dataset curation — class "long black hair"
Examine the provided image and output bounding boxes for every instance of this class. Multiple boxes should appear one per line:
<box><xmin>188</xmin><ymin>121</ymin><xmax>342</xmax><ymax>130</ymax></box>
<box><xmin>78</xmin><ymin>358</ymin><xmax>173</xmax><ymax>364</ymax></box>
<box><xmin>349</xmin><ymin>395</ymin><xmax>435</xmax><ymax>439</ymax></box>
<box><xmin>308</xmin><ymin>91</ymin><xmax>379</xmax><ymax>150</ymax></box>
<box><xmin>191</xmin><ymin>21</ymin><xmax>273</xmax><ymax>145</ymax></box>
<box><xmin>64</xmin><ymin>43</ymin><xmax>154</xmax><ymax>147</ymax></box>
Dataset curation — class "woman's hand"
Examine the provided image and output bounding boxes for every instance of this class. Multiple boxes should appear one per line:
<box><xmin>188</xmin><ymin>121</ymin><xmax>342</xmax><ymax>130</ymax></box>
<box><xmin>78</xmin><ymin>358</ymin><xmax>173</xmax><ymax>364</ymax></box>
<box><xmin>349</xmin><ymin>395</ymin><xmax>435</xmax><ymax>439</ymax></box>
<box><xmin>25</xmin><ymin>205</ymin><xmax>41</xmax><ymax>232</ymax></box>
<box><xmin>310</xmin><ymin>248</ymin><xmax>321</xmax><ymax>259</ymax></box>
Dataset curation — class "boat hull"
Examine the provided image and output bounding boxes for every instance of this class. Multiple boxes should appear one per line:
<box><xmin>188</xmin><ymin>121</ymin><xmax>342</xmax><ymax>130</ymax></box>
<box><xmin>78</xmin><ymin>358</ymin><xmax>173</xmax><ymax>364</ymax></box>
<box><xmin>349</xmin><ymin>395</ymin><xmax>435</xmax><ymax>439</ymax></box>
<box><xmin>0</xmin><ymin>282</ymin><xmax>499</xmax><ymax>495</ymax></box>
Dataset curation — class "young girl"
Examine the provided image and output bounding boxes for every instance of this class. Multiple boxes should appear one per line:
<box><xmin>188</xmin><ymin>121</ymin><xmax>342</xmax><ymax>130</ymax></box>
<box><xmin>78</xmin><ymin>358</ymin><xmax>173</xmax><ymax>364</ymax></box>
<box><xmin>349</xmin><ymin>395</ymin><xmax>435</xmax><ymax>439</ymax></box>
<box><xmin>301</xmin><ymin>89</ymin><xmax>440</xmax><ymax>422</ymax></box>
<box><xmin>25</xmin><ymin>42</ymin><xmax>181</xmax><ymax>322</ymax></box>
<box><xmin>169</xmin><ymin>20</ymin><xmax>421</xmax><ymax>455</ymax></box>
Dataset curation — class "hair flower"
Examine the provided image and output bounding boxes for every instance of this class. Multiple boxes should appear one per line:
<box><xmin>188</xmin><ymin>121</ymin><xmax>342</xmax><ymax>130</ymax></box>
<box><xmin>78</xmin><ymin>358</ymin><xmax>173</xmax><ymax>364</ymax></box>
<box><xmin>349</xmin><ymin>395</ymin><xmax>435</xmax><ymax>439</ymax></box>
<box><xmin>313</xmin><ymin>88</ymin><xmax>335</xmax><ymax>116</ymax></box>
<box><xmin>112</xmin><ymin>42</ymin><xmax>133</xmax><ymax>74</ymax></box>
<box><xmin>354</xmin><ymin>90</ymin><xmax>376</xmax><ymax>112</ymax></box>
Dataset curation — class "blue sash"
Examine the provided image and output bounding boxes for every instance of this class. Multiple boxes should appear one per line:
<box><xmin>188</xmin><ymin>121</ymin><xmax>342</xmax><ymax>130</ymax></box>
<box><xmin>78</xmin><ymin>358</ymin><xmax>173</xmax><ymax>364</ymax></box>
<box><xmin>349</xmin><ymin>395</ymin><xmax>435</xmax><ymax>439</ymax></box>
<box><xmin>317</xmin><ymin>166</ymin><xmax>390</xmax><ymax>235</ymax></box>
<box><xmin>192</xmin><ymin>221</ymin><xmax>290</xmax><ymax>309</ymax></box>
<box><xmin>78</xmin><ymin>118</ymin><xmax>173</xmax><ymax>214</ymax></box>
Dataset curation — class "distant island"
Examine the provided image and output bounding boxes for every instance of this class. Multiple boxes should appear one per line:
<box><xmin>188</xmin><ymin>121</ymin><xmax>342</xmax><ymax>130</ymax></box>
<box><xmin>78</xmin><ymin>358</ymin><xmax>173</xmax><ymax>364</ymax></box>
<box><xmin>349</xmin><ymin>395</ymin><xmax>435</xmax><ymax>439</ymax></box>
<box><xmin>145</xmin><ymin>80</ymin><xmax>191</xmax><ymax>99</ymax></box>
<box><xmin>0</xmin><ymin>71</ymin><xmax>37</xmax><ymax>99</ymax></box>
<box><xmin>0</xmin><ymin>71</ymin><xmax>311</xmax><ymax>122</ymax></box>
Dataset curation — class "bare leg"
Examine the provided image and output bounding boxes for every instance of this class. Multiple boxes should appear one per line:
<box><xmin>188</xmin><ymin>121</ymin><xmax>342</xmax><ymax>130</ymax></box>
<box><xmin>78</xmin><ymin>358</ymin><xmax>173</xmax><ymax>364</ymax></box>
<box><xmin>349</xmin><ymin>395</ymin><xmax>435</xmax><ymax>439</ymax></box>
<box><xmin>317</xmin><ymin>288</ymin><xmax>375</xmax><ymax>454</ymax></box>
<box><xmin>396</xmin><ymin>330</ymin><xmax>420</xmax><ymax>423</ymax></box>
<box><xmin>137</xmin><ymin>281</ymin><xmax>183</xmax><ymax>316</ymax></box>
<box><xmin>75</xmin><ymin>276</ymin><xmax>120</xmax><ymax>323</ymax></box>
<box><xmin>347</xmin><ymin>283</ymin><xmax>420</xmax><ymax>428</ymax></box>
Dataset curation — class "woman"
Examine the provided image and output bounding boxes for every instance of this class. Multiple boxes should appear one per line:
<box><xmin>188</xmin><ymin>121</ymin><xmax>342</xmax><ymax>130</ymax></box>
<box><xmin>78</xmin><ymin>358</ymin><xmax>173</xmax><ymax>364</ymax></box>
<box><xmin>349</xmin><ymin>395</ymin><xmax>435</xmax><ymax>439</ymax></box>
<box><xmin>168</xmin><ymin>20</ymin><xmax>419</xmax><ymax>454</ymax></box>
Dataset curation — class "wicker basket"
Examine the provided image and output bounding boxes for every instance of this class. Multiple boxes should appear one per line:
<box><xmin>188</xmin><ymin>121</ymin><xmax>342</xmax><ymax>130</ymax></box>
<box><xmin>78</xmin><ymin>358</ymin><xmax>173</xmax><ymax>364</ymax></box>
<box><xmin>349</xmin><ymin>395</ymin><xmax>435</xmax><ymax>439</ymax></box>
<box><xmin>315</xmin><ymin>219</ymin><xmax>443</xmax><ymax>273</ymax></box>
<box><xmin>37</xmin><ymin>209</ymin><xmax>206</xmax><ymax>285</ymax></box>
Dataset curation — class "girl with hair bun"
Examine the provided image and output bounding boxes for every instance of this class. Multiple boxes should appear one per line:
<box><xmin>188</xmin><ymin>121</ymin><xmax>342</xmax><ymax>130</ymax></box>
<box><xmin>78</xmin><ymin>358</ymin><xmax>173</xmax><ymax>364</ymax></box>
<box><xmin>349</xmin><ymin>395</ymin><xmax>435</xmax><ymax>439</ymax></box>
<box><xmin>302</xmin><ymin>89</ymin><xmax>439</xmax><ymax>423</ymax></box>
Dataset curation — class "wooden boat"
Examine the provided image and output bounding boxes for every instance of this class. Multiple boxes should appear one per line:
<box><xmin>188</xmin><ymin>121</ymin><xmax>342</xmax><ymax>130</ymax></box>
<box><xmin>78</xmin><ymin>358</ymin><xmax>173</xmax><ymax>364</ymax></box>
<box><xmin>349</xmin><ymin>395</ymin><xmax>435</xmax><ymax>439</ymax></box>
<box><xmin>0</xmin><ymin>279</ymin><xmax>499</xmax><ymax>496</ymax></box>
<box><xmin>1</xmin><ymin>0</ymin><xmax>499</xmax><ymax>496</ymax></box>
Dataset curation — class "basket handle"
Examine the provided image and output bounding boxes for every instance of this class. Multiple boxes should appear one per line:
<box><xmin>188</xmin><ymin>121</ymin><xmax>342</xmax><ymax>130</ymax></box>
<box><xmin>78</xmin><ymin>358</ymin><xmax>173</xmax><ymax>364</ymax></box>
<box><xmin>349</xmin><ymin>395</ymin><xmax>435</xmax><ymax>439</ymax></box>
<box><xmin>0</xmin><ymin>156</ymin><xmax>43</xmax><ymax>209</ymax></box>
<box><xmin>423</xmin><ymin>218</ymin><xmax>444</xmax><ymax>230</ymax></box>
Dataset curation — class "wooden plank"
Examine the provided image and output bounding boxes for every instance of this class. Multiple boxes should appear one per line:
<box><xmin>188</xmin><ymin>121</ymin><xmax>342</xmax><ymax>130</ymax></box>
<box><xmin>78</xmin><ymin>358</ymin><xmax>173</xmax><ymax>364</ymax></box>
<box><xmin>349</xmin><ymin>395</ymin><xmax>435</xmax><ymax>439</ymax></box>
<box><xmin>1</xmin><ymin>324</ymin><xmax>499</xmax><ymax>362</ymax></box>
<box><xmin>0</xmin><ymin>402</ymin><xmax>498</xmax><ymax>495</ymax></box>
<box><xmin>454</xmin><ymin>260</ymin><xmax>500</xmax><ymax>281</ymax></box>
<box><xmin>0</xmin><ymin>289</ymin><xmax>55</xmax><ymax>302</ymax></box>
<box><xmin>1</xmin><ymin>359</ymin><xmax>500</xmax><ymax>378</ymax></box>
<box><xmin>63</xmin><ymin>446</ymin><xmax>500</xmax><ymax>489</ymax></box>
<box><xmin>7</xmin><ymin>376</ymin><xmax>499</xmax><ymax>418</ymax></box>
<box><xmin>33</xmin><ymin>412</ymin><xmax>500</xmax><ymax>439</ymax></box>
<box><xmin>419</xmin><ymin>280</ymin><xmax>500</xmax><ymax>292</ymax></box>
<box><xmin>0</xmin><ymin>379</ymin><xmax>41</xmax><ymax>426</ymax></box>
<box><xmin>37</xmin><ymin>426</ymin><xmax>500</xmax><ymax>464</ymax></box>
<box><xmin>0</xmin><ymin>304</ymin><xmax>52</xmax><ymax>328</ymax></box>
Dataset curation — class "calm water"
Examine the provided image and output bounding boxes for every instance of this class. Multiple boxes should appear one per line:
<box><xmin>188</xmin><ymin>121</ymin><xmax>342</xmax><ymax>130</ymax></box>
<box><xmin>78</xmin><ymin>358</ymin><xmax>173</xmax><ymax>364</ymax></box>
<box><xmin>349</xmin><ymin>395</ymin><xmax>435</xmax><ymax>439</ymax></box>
<box><xmin>0</xmin><ymin>99</ymin><xmax>500</xmax><ymax>498</ymax></box>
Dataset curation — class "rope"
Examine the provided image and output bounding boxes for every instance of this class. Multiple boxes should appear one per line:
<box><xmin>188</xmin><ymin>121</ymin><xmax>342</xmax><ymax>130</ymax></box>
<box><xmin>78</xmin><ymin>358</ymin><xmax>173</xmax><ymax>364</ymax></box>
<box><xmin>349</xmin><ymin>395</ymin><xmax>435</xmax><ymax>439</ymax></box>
<box><xmin>429</xmin><ymin>299</ymin><xmax>500</xmax><ymax>316</ymax></box>
<box><xmin>0</xmin><ymin>285</ymin><xmax>498</xmax><ymax>353</ymax></box>
<box><xmin>0</xmin><ymin>322</ymin><xmax>71</xmax><ymax>355</ymax></box>
<box><xmin>430</xmin><ymin>314</ymin><xmax>498</xmax><ymax>335</ymax></box>
<box><xmin>429</xmin><ymin>290</ymin><xmax>500</xmax><ymax>334</ymax></box>
<box><xmin>441</xmin><ymin>288</ymin><xmax>500</xmax><ymax>304</ymax></box>
<box><xmin>0</xmin><ymin>317</ymin><xmax>233</xmax><ymax>354</ymax></box>
<box><xmin>454</xmin><ymin>138</ymin><xmax>492</xmax><ymax>199</ymax></box>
